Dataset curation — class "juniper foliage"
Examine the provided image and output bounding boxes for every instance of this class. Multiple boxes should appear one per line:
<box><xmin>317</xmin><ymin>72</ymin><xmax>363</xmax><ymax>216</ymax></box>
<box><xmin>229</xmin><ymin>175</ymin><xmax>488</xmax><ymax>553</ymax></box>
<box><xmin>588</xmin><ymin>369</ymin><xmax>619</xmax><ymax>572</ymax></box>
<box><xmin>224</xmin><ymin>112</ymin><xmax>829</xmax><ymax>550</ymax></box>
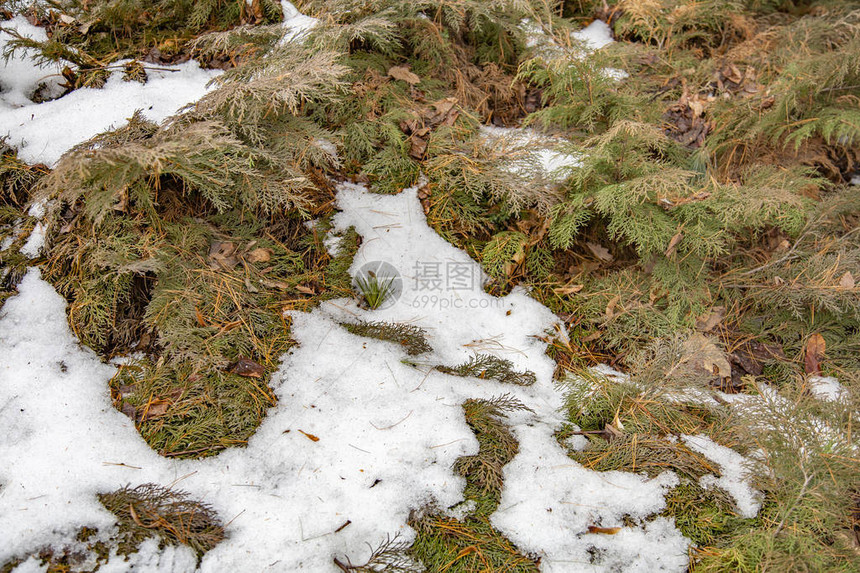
<box><xmin>438</xmin><ymin>354</ymin><xmax>537</xmax><ymax>386</ymax></box>
<box><xmin>98</xmin><ymin>483</ymin><xmax>225</xmax><ymax>559</ymax></box>
<box><xmin>340</xmin><ymin>320</ymin><xmax>432</xmax><ymax>356</ymax></box>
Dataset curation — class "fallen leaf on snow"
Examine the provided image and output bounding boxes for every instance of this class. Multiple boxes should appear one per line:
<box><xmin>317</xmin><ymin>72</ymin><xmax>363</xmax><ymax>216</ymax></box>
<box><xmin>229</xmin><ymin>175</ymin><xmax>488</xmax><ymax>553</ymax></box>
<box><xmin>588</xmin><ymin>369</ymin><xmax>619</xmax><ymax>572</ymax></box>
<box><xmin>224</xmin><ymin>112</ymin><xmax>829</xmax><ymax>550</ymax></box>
<box><xmin>298</xmin><ymin>429</ymin><xmax>320</xmax><ymax>442</ymax></box>
<box><xmin>588</xmin><ymin>526</ymin><xmax>622</xmax><ymax>534</ymax></box>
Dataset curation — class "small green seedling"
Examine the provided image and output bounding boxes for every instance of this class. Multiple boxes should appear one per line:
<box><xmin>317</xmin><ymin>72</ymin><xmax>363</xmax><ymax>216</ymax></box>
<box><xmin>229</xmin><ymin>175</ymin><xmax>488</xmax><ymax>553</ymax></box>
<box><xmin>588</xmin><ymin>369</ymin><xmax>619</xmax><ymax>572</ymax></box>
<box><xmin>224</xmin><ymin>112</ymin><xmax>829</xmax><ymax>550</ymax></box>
<box><xmin>355</xmin><ymin>270</ymin><xmax>396</xmax><ymax>309</ymax></box>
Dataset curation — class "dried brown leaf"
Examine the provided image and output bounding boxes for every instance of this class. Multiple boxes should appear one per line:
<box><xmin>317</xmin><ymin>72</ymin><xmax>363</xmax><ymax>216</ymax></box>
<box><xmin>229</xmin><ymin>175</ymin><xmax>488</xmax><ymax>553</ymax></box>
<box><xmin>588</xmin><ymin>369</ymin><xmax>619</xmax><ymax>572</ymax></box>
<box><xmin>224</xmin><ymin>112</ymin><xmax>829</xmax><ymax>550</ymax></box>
<box><xmin>388</xmin><ymin>65</ymin><xmax>420</xmax><ymax>85</ymax></box>
<box><xmin>695</xmin><ymin>306</ymin><xmax>725</xmax><ymax>332</ymax></box>
<box><xmin>246</xmin><ymin>248</ymin><xmax>272</xmax><ymax>263</ymax></box>
<box><xmin>682</xmin><ymin>333</ymin><xmax>731</xmax><ymax>378</ymax></box>
<box><xmin>298</xmin><ymin>429</ymin><xmax>320</xmax><ymax>442</ymax></box>
<box><xmin>229</xmin><ymin>358</ymin><xmax>265</xmax><ymax>378</ymax></box>
<box><xmin>588</xmin><ymin>526</ymin><xmax>622</xmax><ymax>534</ymax></box>
<box><xmin>587</xmin><ymin>242</ymin><xmax>613</xmax><ymax>262</ymax></box>
<box><xmin>804</xmin><ymin>333</ymin><xmax>826</xmax><ymax>375</ymax></box>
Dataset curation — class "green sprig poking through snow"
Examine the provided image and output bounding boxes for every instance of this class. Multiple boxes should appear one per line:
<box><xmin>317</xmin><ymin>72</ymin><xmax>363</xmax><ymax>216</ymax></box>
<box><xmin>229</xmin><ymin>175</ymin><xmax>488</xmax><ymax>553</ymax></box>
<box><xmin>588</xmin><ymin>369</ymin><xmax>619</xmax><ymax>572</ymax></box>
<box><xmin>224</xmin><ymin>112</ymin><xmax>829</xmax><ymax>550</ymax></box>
<box><xmin>340</xmin><ymin>320</ymin><xmax>432</xmax><ymax>356</ymax></box>
<box><xmin>437</xmin><ymin>354</ymin><xmax>538</xmax><ymax>386</ymax></box>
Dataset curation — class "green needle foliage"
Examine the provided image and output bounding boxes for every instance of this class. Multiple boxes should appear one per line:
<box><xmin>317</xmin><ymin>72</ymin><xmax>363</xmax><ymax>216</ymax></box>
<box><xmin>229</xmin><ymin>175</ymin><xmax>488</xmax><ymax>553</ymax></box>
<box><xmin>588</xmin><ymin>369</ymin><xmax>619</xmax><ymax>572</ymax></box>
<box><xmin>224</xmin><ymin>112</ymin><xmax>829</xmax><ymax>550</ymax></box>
<box><xmin>437</xmin><ymin>354</ymin><xmax>538</xmax><ymax>386</ymax></box>
<box><xmin>340</xmin><ymin>320</ymin><xmax>432</xmax><ymax>355</ymax></box>
<box><xmin>98</xmin><ymin>483</ymin><xmax>225</xmax><ymax>559</ymax></box>
<box><xmin>1</xmin><ymin>0</ymin><xmax>284</xmax><ymax>72</ymax></box>
<box><xmin>410</xmin><ymin>0</ymin><xmax>860</xmax><ymax>373</ymax></box>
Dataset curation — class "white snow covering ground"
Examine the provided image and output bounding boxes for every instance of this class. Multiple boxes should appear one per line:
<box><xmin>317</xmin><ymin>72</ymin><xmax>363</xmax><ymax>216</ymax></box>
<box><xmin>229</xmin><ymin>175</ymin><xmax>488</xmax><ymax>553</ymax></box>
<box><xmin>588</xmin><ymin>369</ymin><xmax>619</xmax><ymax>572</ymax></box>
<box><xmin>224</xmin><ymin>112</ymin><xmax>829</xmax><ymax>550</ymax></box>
<box><xmin>523</xmin><ymin>18</ymin><xmax>613</xmax><ymax>51</ymax></box>
<box><xmin>0</xmin><ymin>184</ymin><xmax>692</xmax><ymax>572</ymax></box>
<box><xmin>808</xmin><ymin>375</ymin><xmax>849</xmax><ymax>403</ymax></box>
<box><xmin>572</xmin><ymin>20</ymin><xmax>615</xmax><ymax>50</ymax></box>
<box><xmin>0</xmin><ymin>16</ymin><xmax>66</xmax><ymax>109</ymax></box>
<box><xmin>522</xmin><ymin>17</ymin><xmax>627</xmax><ymax>80</ymax></box>
<box><xmin>0</xmin><ymin>17</ymin><xmax>221</xmax><ymax>166</ymax></box>
<box><xmin>0</xmin><ymin>2</ymin><xmax>318</xmax><ymax>167</ymax></box>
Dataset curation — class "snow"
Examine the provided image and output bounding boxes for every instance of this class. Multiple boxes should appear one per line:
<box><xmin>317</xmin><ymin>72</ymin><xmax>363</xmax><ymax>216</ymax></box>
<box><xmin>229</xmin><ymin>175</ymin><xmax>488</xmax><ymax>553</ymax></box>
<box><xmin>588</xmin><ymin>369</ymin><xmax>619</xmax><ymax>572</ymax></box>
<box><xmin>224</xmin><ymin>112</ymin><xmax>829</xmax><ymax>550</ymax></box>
<box><xmin>808</xmin><ymin>375</ymin><xmax>849</xmax><ymax>403</ymax></box>
<box><xmin>0</xmin><ymin>16</ymin><xmax>66</xmax><ymax>110</ymax></box>
<box><xmin>0</xmin><ymin>58</ymin><xmax>220</xmax><ymax>166</ymax></box>
<box><xmin>18</xmin><ymin>221</ymin><xmax>43</xmax><ymax>257</ymax></box>
<box><xmin>281</xmin><ymin>1</ymin><xmax>318</xmax><ymax>43</ymax></box>
<box><xmin>0</xmin><ymin>185</ymin><xmax>694</xmax><ymax>572</ymax></box>
<box><xmin>0</xmin><ymin>15</ymin><xmax>220</xmax><ymax>167</ymax></box>
<box><xmin>0</xmin><ymin>2</ymin><xmax>322</xmax><ymax>167</ymax></box>
<box><xmin>480</xmin><ymin>125</ymin><xmax>581</xmax><ymax>182</ymax></box>
<box><xmin>522</xmin><ymin>18</ymin><xmax>614</xmax><ymax>52</ymax></box>
<box><xmin>493</xmin><ymin>425</ymin><xmax>689</xmax><ymax>572</ymax></box>
<box><xmin>572</xmin><ymin>20</ymin><xmax>615</xmax><ymax>50</ymax></box>
<box><xmin>683</xmin><ymin>434</ymin><xmax>762</xmax><ymax>519</ymax></box>
<box><xmin>522</xmin><ymin>17</ymin><xmax>626</xmax><ymax>80</ymax></box>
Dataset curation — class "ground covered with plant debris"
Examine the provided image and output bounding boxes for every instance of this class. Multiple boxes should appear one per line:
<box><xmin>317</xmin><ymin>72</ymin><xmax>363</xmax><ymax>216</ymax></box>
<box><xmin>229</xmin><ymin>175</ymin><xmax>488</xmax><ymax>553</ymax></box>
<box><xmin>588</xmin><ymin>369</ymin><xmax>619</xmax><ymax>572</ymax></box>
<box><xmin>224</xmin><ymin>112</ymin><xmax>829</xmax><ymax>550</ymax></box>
<box><xmin>0</xmin><ymin>0</ymin><xmax>858</xmax><ymax>571</ymax></box>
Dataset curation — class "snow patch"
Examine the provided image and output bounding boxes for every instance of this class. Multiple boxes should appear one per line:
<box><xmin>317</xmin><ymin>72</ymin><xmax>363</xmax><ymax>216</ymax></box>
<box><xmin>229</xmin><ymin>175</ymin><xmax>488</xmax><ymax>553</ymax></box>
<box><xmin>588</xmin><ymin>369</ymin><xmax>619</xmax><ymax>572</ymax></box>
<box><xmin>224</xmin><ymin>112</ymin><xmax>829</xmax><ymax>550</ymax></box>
<box><xmin>281</xmin><ymin>1</ymin><xmax>318</xmax><ymax>43</ymax></box>
<box><xmin>0</xmin><ymin>16</ymin><xmax>66</xmax><ymax>110</ymax></box>
<box><xmin>0</xmin><ymin>59</ymin><xmax>220</xmax><ymax>166</ymax></box>
<box><xmin>572</xmin><ymin>20</ymin><xmax>615</xmax><ymax>50</ymax></box>
<box><xmin>18</xmin><ymin>221</ymin><xmax>43</xmax><ymax>257</ymax></box>
<box><xmin>683</xmin><ymin>434</ymin><xmax>762</xmax><ymax>519</ymax></box>
<box><xmin>493</xmin><ymin>424</ymin><xmax>688</xmax><ymax>572</ymax></box>
<box><xmin>808</xmin><ymin>376</ymin><xmax>849</xmax><ymax>403</ymax></box>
